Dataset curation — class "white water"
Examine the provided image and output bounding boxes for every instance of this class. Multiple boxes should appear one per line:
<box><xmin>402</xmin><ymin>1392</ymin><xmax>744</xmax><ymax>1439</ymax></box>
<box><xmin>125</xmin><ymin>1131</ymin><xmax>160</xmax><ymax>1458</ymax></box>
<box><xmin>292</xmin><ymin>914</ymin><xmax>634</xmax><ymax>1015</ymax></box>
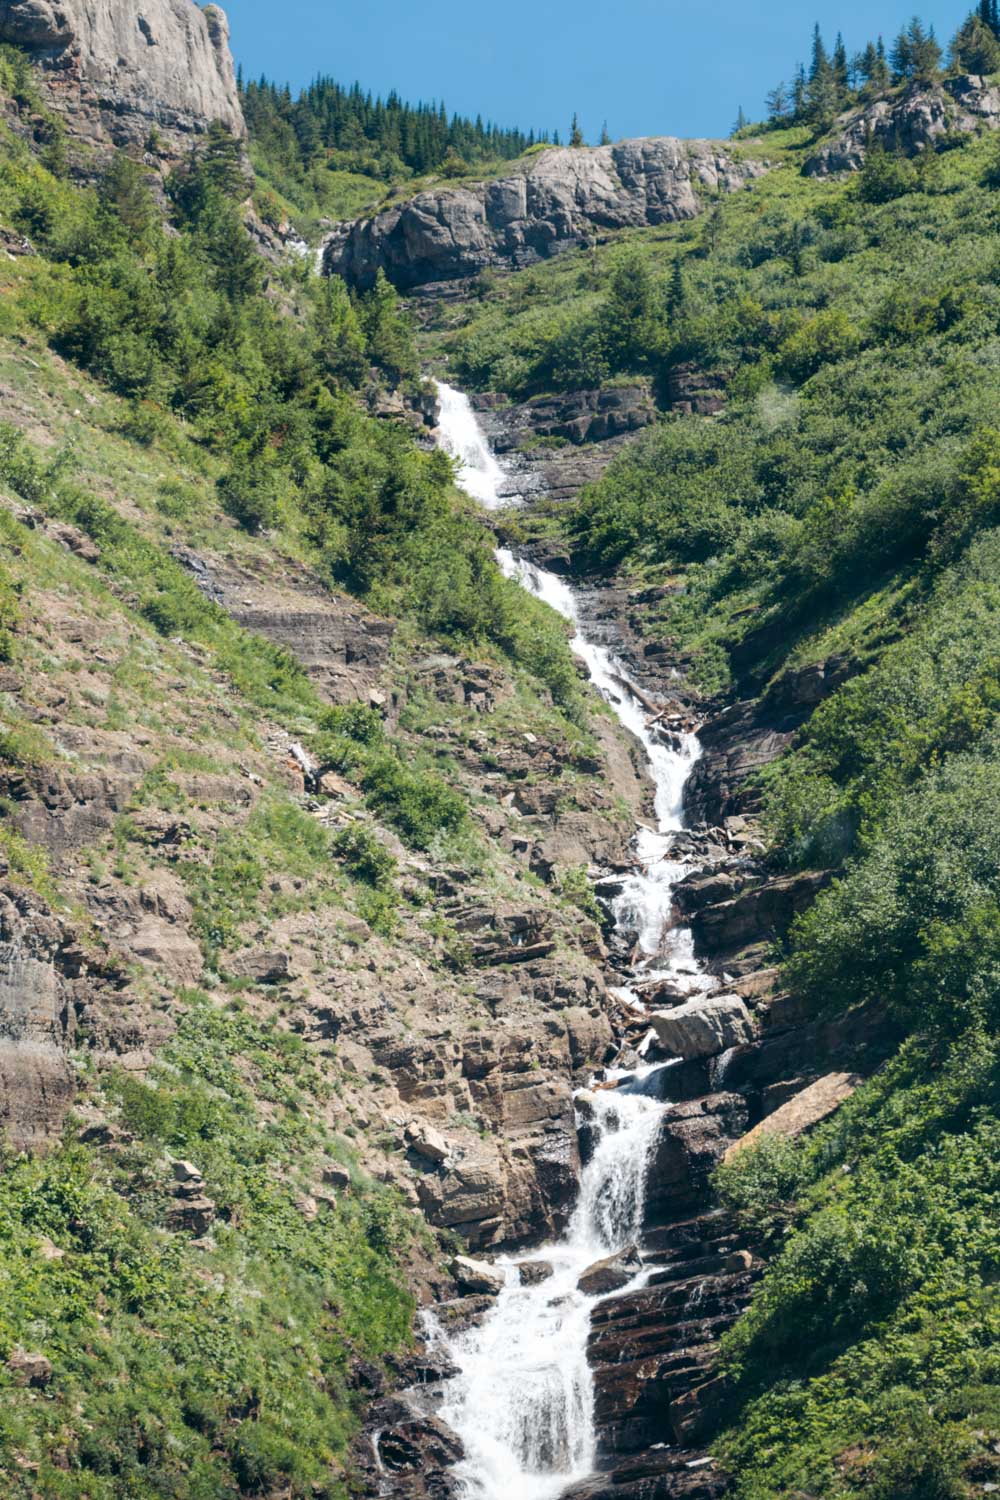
<box><xmin>429</xmin><ymin>382</ymin><xmax>713</xmax><ymax>1500</ymax></box>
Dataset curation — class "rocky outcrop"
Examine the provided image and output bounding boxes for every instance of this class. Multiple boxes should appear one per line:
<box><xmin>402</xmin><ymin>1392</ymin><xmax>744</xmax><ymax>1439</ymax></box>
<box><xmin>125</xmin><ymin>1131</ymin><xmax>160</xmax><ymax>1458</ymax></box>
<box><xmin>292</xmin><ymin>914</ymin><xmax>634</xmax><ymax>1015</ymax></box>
<box><xmin>805</xmin><ymin>74</ymin><xmax>1000</xmax><ymax>176</ymax></box>
<box><xmin>172</xmin><ymin>546</ymin><xmax>395</xmax><ymax>706</ymax></box>
<box><xmin>685</xmin><ymin>655</ymin><xmax>855</xmax><ymax>826</ymax></box>
<box><xmin>325</xmin><ymin>138</ymin><xmax>768</xmax><ymax>290</ymax></box>
<box><xmin>723</xmin><ymin>1071</ymin><xmax>862</xmax><ymax>1163</ymax></box>
<box><xmin>0</xmin><ymin>0</ymin><xmax>245</xmax><ymax>149</ymax></box>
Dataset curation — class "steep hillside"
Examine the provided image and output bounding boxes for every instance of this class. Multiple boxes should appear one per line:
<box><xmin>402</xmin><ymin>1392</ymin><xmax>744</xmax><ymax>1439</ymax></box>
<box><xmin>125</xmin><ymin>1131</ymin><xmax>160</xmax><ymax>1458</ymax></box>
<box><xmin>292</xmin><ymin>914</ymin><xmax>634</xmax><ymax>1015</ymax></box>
<box><xmin>406</xmin><ymin>45</ymin><xmax>1000</xmax><ymax>1499</ymax></box>
<box><xmin>0</xmin><ymin>15</ymin><xmax>657</xmax><ymax>1497</ymax></box>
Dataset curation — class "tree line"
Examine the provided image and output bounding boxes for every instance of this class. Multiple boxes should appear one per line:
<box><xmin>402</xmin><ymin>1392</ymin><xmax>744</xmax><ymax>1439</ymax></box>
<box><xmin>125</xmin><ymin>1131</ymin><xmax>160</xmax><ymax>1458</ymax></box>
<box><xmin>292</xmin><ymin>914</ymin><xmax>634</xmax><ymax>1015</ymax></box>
<box><xmin>759</xmin><ymin>6</ymin><xmax>1000</xmax><ymax>130</ymax></box>
<box><xmin>239</xmin><ymin>73</ymin><xmax>551</xmax><ymax>184</ymax></box>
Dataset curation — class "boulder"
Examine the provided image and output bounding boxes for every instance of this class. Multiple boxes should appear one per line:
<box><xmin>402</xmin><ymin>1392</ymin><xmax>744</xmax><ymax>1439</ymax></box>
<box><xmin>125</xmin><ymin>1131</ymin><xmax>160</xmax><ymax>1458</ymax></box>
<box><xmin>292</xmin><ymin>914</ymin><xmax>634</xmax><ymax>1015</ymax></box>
<box><xmin>228</xmin><ymin>948</ymin><xmax>295</xmax><ymax>986</ymax></box>
<box><xmin>7</xmin><ymin>1350</ymin><xmax>52</xmax><ymax>1387</ymax></box>
<box><xmin>451</xmin><ymin>1255</ymin><xmax>506</xmax><ymax>1296</ymax></box>
<box><xmin>578</xmin><ymin>1246</ymin><xmax>642</xmax><ymax>1297</ymax></box>
<box><xmin>322</xmin><ymin>1163</ymin><xmax>352</xmax><ymax>1190</ymax></box>
<box><xmin>406</xmin><ymin>1122</ymin><xmax>451</xmax><ymax>1165</ymax></box>
<box><xmin>326</xmin><ymin>138</ymin><xmax>768</xmax><ymax>290</ymax></box>
<box><xmin>649</xmin><ymin>996</ymin><xmax>754</xmax><ymax>1060</ymax></box>
<box><xmin>517</xmin><ymin>1259</ymin><xmax>554</xmax><ymax>1286</ymax></box>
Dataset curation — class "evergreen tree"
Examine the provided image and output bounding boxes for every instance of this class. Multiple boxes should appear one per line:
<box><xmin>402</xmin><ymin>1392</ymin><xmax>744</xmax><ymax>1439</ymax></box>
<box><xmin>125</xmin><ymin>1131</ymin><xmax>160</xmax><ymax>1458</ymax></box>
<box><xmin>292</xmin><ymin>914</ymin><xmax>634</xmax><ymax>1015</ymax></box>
<box><xmin>832</xmin><ymin>32</ymin><xmax>850</xmax><ymax>96</ymax></box>
<box><xmin>732</xmin><ymin>104</ymin><xmax>748</xmax><ymax>135</ymax></box>
<box><xmin>570</xmin><ymin>113</ymin><xmax>584</xmax><ymax>147</ymax></box>
<box><xmin>600</xmin><ymin>121</ymin><xmax>611</xmax><ymax>145</ymax></box>
<box><xmin>765</xmin><ymin>82</ymin><xmax>789</xmax><ymax>121</ymax></box>
<box><xmin>807</xmin><ymin>26</ymin><xmax>839</xmax><ymax>124</ymax></box>
<box><xmin>99</xmin><ymin>152</ymin><xmax>158</xmax><ymax>248</ymax></box>
<box><xmin>891</xmin><ymin>18</ymin><xmax>940</xmax><ymax>83</ymax></box>
<box><xmin>951</xmin><ymin>11</ymin><xmax>1000</xmax><ymax>73</ymax></box>
<box><xmin>792</xmin><ymin>63</ymin><xmax>808</xmax><ymax>118</ymax></box>
<box><xmin>667</xmin><ymin>259</ymin><xmax>685</xmax><ymax>315</ymax></box>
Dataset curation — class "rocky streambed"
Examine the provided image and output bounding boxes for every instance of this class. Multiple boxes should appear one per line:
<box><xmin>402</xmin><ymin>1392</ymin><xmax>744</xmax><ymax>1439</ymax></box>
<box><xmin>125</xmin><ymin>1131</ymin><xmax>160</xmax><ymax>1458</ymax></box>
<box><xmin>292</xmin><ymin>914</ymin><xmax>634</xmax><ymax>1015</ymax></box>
<box><xmin>356</xmin><ymin>389</ymin><xmax>896</xmax><ymax>1500</ymax></box>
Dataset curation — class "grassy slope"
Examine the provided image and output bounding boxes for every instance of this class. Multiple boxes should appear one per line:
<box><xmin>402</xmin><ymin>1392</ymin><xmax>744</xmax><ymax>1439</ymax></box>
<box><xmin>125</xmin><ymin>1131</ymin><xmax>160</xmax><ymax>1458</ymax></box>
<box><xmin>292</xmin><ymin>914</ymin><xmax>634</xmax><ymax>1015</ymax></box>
<box><xmin>421</xmin><ymin>114</ymin><xmax>1000</xmax><ymax>1497</ymax></box>
<box><xmin>0</xmin><ymin>64</ymin><xmax>625</xmax><ymax>1499</ymax></box>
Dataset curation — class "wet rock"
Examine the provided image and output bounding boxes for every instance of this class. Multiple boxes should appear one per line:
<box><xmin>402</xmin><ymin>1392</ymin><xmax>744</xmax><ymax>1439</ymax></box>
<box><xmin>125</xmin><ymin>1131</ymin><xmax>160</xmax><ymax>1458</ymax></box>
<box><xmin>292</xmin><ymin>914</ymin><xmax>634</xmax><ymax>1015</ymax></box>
<box><xmin>578</xmin><ymin>1246</ymin><xmax>642</xmax><ymax>1296</ymax></box>
<box><xmin>364</xmin><ymin>1396</ymin><xmax>465</xmax><ymax>1498</ymax></box>
<box><xmin>649</xmin><ymin>995</ymin><xmax>754</xmax><ymax>1060</ymax></box>
<box><xmin>644</xmin><ymin>1095</ymin><xmax>749</xmax><ymax>1228</ymax></box>
<box><xmin>430</xmin><ymin>1294</ymin><xmax>496</xmax><ymax>1334</ymax></box>
<box><xmin>517</xmin><ymin>1259</ymin><xmax>554</xmax><ymax>1286</ymax></box>
<box><xmin>451</xmin><ymin>1255</ymin><xmax>505</xmax><ymax>1296</ymax></box>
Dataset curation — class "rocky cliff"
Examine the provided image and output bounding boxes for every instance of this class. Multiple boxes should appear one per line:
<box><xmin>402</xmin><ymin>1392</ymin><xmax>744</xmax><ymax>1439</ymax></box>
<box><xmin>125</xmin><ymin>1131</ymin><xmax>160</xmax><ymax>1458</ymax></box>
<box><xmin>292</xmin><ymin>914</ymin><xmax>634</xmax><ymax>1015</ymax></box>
<box><xmin>324</xmin><ymin>138</ymin><xmax>768</xmax><ymax>290</ymax></box>
<box><xmin>805</xmin><ymin>72</ymin><xmax>1000</xmax><ymax>175</ymax></box>
<box><xmin>0</xmin><ymin>0</ymin><xmax>244</xmax><ymax>147</ymax></box>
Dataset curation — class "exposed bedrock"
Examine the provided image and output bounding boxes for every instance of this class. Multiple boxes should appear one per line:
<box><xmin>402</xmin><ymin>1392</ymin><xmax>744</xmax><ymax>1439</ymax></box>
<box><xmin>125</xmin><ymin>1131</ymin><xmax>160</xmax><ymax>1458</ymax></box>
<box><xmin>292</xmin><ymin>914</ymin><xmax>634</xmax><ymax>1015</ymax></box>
<box><xmin>0</xmin><ymin>0</ymin><xmax>245</xmax><ymax>148</ymax></box>
<box><xmin>325</xmin><ymin>138</ymin><xmax>768</xmax><ymax>290</ymax></box>
<box><xmin>805</xmin><ymin>73</ymin><xmax>1000</xmax><ymax>176</ymax></box>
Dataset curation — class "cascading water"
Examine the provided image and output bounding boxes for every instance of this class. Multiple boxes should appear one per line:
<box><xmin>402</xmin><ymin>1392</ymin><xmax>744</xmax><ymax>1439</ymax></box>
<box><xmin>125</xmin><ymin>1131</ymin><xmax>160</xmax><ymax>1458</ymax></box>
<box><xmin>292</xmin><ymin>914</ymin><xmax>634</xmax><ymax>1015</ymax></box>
<box><xmin>431</xmin><ymin>382</ymin><xmax>713</xmax><ymax>1499</ymax></box>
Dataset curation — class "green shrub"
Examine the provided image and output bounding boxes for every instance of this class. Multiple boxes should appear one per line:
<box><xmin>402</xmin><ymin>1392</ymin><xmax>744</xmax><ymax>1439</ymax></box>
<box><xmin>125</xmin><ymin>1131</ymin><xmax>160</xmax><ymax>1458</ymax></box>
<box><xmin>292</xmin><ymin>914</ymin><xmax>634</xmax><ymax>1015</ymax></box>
<box><xmin>331</xmin><ymin>823</ymin><xmax>396</xmax><ymax>889</ymax></box>
<box><xmin>713</xmin><ymin>1133</ymin><xmax>806</xmax><ymax>1245</ymax></box>
<box><xmin>360</xmin><ymin>752</ymin><xmax>468</xmax><ymax>849</ymax></box>
<box><xmin>0</xmin><ymin>559</ymin><xmax>20</xmax><ymax>662</ymax></box>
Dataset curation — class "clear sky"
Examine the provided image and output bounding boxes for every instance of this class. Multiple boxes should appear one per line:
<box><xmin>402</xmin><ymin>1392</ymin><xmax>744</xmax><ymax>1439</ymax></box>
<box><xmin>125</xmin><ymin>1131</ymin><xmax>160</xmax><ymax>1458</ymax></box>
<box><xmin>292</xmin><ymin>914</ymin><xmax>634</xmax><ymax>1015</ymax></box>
<box><xmin>223</xmin><ymin>0</ymin><xmax>973</xmax><ymax>142</ymax></box>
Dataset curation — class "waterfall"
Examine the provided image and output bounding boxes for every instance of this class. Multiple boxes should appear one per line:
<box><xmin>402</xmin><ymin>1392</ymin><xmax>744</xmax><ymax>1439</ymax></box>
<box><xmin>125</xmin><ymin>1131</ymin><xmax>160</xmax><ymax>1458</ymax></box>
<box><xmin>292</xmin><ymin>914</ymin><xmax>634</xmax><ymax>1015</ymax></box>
<box><xmin>429</xmin><ymin>382</ymin><xmax>713</xmax><ymax>1499</ymax></box>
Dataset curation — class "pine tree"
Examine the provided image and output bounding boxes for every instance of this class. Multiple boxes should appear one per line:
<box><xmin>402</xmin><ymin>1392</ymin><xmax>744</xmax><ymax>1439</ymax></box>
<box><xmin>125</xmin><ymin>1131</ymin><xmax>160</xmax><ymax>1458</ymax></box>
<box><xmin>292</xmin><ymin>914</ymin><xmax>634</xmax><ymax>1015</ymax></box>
<box><xmin>570</xmin><ymin>113</ymin><xmax>584</xmax><ymax>147</ymax></box>
<box><xmin>600</xmin><ymin>121</ymin><xmax>611</xmax><ymax>145</ymax></box>
<box><xmin>765</xmin><ymin>82</ymin><xmax>789</xmax><ymax>121</ymax></box>
<box><xmin>952</xmin><ymin>11</ymin><xmax>1000</xmax><ymax>73</ymax></box>
<box><xmin>832</xmin><ymin>32</ymin><xmax>850</xmax><ymax>96</ymax></box>
<box><xmin>807</xmin><ymin>26</ymin><xmax>838</xmax><ymax>124</ymax></box>
<box><xmin>858</xmin><ymin>40</ymin><xmax>879</xmax><ymax>89</ymax></box>
<box><xmin>792</xmin><ymin>63</ymin><xmax>808</xmax><ymax>118</ymax></box>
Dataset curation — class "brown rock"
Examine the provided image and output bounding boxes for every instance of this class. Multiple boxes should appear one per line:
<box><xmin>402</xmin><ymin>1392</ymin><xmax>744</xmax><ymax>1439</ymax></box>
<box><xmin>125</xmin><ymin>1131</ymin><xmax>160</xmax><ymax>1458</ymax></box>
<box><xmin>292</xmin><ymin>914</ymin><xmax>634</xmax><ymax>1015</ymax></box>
<box><xmin>723</xmin><ymin>1072</ymin><xmax>863</xmax><ymax>1164</ymax></box>
<box><xmin>7</xmin><ymin>1350</ymin><xmax>52</xmax><ymax>1387</ymax></box>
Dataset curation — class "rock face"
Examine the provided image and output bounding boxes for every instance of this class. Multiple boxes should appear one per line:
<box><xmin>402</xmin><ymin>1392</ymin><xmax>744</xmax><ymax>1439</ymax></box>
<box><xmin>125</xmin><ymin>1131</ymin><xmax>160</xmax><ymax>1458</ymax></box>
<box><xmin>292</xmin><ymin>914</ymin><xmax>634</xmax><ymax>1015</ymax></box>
<box><xmin>325</xmin><ymin>138</ymin><xmax>768</xmax><ymax>290</ymax></box>
<box><xmin>0</xmin><ymin>0</ymin><xmax>244</xmax><ymax>148</ymax></box>
<box><xmin>805</xmin><ymin>74</ymin><xmax>1000</xmax><ymax>176</ymax></box>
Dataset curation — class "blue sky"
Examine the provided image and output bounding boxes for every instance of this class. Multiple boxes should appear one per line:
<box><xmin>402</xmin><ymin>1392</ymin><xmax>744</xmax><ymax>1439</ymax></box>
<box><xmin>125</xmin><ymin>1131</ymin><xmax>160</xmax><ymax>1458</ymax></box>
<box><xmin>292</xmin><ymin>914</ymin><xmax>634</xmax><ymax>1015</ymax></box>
<box><xmin>223</xmin><ymin>0</ymin><xmax>973</xmax><ymax>141</ymax></box>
